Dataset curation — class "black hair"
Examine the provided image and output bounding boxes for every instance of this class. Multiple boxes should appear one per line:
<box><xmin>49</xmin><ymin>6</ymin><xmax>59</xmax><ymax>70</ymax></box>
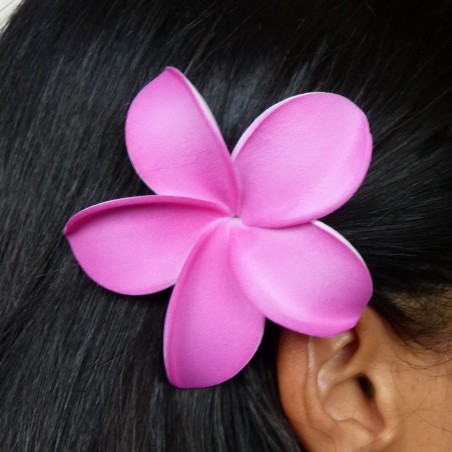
<box><xmin>1</xmin><ymin>0</ymin><xmax>451</xmax><ymax>450</ymax></box>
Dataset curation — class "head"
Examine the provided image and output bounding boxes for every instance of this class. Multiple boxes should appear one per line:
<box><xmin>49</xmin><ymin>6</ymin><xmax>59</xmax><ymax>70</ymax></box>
<box><xmin>1</xmin><ymin>0</ymin><xmax>451</xmax><ymax>450</ymax></box>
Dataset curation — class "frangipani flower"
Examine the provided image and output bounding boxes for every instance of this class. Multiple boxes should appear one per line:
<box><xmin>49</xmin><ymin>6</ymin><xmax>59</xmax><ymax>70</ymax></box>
<box><xmin>64</xmin><ymin>67</ymin><xmax>373</xmax><ymax>388</ymax></box>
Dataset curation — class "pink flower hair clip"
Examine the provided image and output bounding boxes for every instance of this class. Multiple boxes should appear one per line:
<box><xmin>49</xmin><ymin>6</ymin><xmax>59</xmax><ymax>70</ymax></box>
<box><xmin>64</xmin><ymin>67</ymin><xmax>373</xmax><ymax>388</ymax></box>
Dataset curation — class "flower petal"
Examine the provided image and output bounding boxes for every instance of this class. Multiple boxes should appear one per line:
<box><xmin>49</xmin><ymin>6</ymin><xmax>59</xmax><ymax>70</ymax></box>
<box><xmin>232</xmin><ymin>93</ymin><xmax>372</xmax><ymax>227</ymax></box>
<box><xmin>125</xmin><ymin>67</ymin><xmax>239</xmax><ymax>211</ymax></box>
<box><xmin>164</xmin><ymin>220</ymin><xmax>265</xmax><ymax>388</ymax></box>
<box><xmin>229</xmin><ymin>220</ymin><xmax>373</xmax><ymax>336</ymax></box>
<box><xmin>64</xmin><ymin>196</ymin><xmax>228</xmax><ymax>295</ymax></box>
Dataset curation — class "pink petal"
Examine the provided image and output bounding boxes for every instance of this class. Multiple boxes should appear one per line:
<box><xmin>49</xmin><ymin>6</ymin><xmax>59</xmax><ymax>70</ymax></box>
<box><xmin>164</xmin><ymin>220</ymin><xmax>265</xmax><ymax>388</ymax></box>
<box><xmin>64</xmin><ymin>196</ymin><xmax>228</xmax><ymax>295</ymax></box>
<box><xmin>229</xmin><ymin>220</ymin><xmax>373</xmax><ymax>336</ymax></box>
<box><xmin>232</xmin><ymin>93</ymin><xmax>372</xmax><ymax>227</ymax></box>
<box><xmin>125</xmin><ymin>67</ymin><xmax>239</xmax><ymax>212</ymax></box>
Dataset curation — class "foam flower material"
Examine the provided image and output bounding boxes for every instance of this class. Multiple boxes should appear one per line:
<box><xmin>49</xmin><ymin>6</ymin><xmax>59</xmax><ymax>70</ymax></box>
<box><xmin>64</xmin><ymin>67</ymin><xmax>373</xmax><ymax>388</ymax></box>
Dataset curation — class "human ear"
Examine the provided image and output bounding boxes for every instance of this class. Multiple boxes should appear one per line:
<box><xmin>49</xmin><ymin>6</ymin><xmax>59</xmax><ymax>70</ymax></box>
<box><xmin>277</xmin><ymin>307</ymin><xmax>400</xmax><ymax>451</ymax></box>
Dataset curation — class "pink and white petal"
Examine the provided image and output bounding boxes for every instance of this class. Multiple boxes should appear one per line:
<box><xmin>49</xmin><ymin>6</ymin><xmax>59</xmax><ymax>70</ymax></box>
<box><xmin>125</xmin><ymin>67</ymin><xmax>239</xmax><ymax>211</ymax></box>
<box><xmin>164</xmin><ymin>220</ymin><xmax>265</xmax><ymax>388</ymax></box>
<box><xmin>64</xmin><ymin>196</ymin><xmax>228</xmax><ymax>295</ymax></box>
<box><xmin>232</xmin><ymin>93</ymin><xmax>372</xmax><ymax>227</ymax></box>
<box><xmin>229</xmin><ymin>220</ymin><xmax>373</xmax><ymax>336</ymax></box>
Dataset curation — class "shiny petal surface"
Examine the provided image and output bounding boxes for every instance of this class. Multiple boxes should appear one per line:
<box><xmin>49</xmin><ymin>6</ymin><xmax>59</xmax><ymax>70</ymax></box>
<box><xmin>229</xmin><ymin>220</ymin><xmax>373</xmax><ymax>336</ymax></box>
<box><xmin>64</xmin><ymin>196</ymin><xmax>228</xmax><ymax>295</ymax></box>
<box><xmin>164</xmin><ymin>220</ymin><xmax>265</xmax><ymax>388</ymax></box>
<box><xmin>232</xmin><ymin>93</ymin><xmax>372</xmax><ymax>227</ymax></box>
<box><xmin>125</xmin><ymin>67</ymin><xmax>239</xmax><ymax>211</ymax></box>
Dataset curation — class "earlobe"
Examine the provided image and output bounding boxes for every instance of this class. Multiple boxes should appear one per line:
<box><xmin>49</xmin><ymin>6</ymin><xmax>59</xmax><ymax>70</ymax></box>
<box><xmin>277</xmin><ymin>307</ymin><xmax>400</xmax><ymax>451</ymax></box>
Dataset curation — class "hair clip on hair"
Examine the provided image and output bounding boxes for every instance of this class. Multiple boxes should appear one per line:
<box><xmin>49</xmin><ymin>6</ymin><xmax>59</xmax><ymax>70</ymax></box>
<box><xmin>64</xmin><ymin>67</ymin><xmax>373</xmax><ymax>388</ymax></box>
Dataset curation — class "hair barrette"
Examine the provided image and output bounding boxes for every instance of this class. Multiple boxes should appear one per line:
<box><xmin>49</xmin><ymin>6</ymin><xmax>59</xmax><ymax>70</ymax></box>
<box><xmin>64</xmin><ymin>67</ymin><xmax>373</xmax><ymax>388</ymax></box>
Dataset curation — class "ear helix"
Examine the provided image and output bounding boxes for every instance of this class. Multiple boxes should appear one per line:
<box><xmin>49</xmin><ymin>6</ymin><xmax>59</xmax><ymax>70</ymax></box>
<box><xmin>314</xmin><ymin>330</ymin><xmax>385</xmax><ymax>434</ymax></box>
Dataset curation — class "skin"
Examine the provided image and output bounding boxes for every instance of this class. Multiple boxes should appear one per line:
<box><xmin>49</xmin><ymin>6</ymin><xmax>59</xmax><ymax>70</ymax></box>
<box><xmin>277</xmin><ymin>307</ymin><xmax>452</xmax><ymax>451</ymax></box>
